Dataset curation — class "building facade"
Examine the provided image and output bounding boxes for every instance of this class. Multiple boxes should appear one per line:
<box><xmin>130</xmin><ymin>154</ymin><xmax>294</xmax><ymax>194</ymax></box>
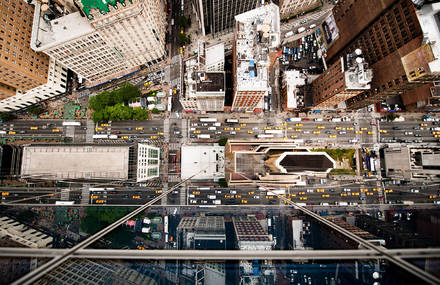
<box><xmin>0</xmin><ymin>216</ymin><xmax>53</xmax><ymax>248</ymax></box>
<box><xmin>279</xmin><ymin>0</ymin><xmax>322</xmax><ymax>19</ymax></box>
<box><xmin>191</xmin><ymin>0</ymin><xmax>259</xmax><ymax>36</ymax></box>
<box><xmin>31</xmin><ymin>0</ymin><xmax>166</xmax><ymax>86</ymax></box>
<box><xmin>0</xmin><ymin>0</ymin><xmax>68</xmax><ymax>111</ymax></box>
<box><xmin>312</xmin><ymin>49</ymin><xmax>372</xmax><ymax>109</ymax></box>
<box><xmin>137</xmin><ymin>144</ymin><xmax>160</xmax><ymax>182</ymax></box>
<box><xmin>231</xmin><ymin>4</ymin><xmax>280</xmax><ymax>111</ymax></box>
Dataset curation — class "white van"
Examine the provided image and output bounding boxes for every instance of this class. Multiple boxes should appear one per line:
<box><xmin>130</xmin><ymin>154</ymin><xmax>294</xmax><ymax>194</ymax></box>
<box><xmin>297</xmin><ymin>27</ymin><xmax>306</xmax><ymax>33</ymax></box>
<box><xmin>285</xmin><ymin>31</ymin><xmax>294</xmax><ymax>38</ymax></box>
<box><xmin>309</xmin><ymin>24</ymin><xmax>316</xmax><ymax>29</ymax></box>
<box><xmin>208</xmin><ymin>127</ymin><xmax>216</xmax><ymax>131</ymax></box>
<box><xmin>314</xmin><ymin>118</ymin><xmax>323</xmax><ymax>122</ymax></box>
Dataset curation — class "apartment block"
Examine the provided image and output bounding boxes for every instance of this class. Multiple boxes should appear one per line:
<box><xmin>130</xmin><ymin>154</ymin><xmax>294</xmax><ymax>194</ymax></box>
<box><xmin>231</xmin><ymin>4</ymin><xmax>280</xmax><ymax>112</ymax></box>
<box><xmin>191</xmin><ymin>0</ymin><xmax>259</xmax><ymax>36</ymax></box>
<box><xmin>312</xmin><ymin>49</ymin><xmax>372</xmax><ymax>109</ymax></box>
<box><xmin>31</xmin><ymin>0</ymin><xmax>166</xmax><ymax>86</ymax></box>
<box><xmin>0</xmin><ymin>0</ymin><xmax>68</xmax><ymax>111</ymax></box>
<box><xmin>0</xmin><ymin>216</ymin><xmax>53</xmax><ymax>248</ymax></box>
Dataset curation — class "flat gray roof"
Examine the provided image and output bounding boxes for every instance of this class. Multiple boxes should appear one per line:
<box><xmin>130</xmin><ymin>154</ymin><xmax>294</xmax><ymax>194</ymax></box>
<box><xmin>21</xmin><ymin>145</ymin><xmax>130</xmax><ymax>180</ymax></box>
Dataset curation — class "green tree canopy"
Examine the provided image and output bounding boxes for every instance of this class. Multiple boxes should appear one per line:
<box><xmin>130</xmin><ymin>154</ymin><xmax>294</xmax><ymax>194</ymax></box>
<box><xmin>0</xmin><ymin>112</ymin><xmax>16</xmax><ymax>122</ymax></box>
<box><xmin>218</xmin><ymin>137</ymin><xmax>228</xmax><ymax>146</ymax></box>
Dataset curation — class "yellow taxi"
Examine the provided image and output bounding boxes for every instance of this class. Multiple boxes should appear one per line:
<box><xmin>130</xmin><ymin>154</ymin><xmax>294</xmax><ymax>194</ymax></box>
<box><xmin>275</xmin><ymin>126</ymin><xmax>283</xmax><ymax>130</ymax></box>
<box><xmin>340</xmin><ymin>193</ymin><xmax>348</xmax><ymax>197</ymax></box>
<box><xmin>429</xmin><ymin>195</ymin><xmax>437</xmax><ymax>199</ymax></box>
<box><xmin>300</xmin><ymin>196</ymin><xmax>308</xmax><ymax>201</ymax></box>
<box><xmin>132</xmin><ymin>195</ymin><xmax>141</xmax><ymax>199</ymax></box>
<box><xmin>295</xmin><ymin>123</ymin><xmax>303</xmax><ymax>127</ymax></box>
<box><xmin>136</xmin><ymin>127</ymin><xmax>143</xmax><ymax>131</ymax></box>
<box><xmin>367</xmin><ymin>131</ymin><xmax>375</xmax><ymax>135</ymax></box>
<box><xmin>248</xmin><ymin>191</ymin><xmax>255</xmax><ymax>195</ymax></box>
<box><xmin>283</xmin><ymin>199</ymin><xmax>291</xmax><ymax>205</ymax></box>
<box><xmin>360</xmin><ymin>188</ymin><xmax>368</xmax><ymax>192</ymax></box>
<box><xmin>90</xmin><ymin>195</ymin><xmax>98</xmax><ymax>199</ymax></box>
<box><xmin>144</xmin><ymin>81</ymin><xmax>152</xmax><ymax>87</ymax></box>
<box><xmin>52</xmin><ymin>129</ymin><xmax>61</xmax><ymax>133</ymax></box>
<box><xmin>282</xmin><ymin>122</ymin><xmax>287</xmax><ymax>126</ymax></box>
<box><xmin>193</xmin><ymin>130</ymin><xmax>201</xmax><ymax>134</ymax></box>
<box><xmin>385</xmin><ymin>189</ymin><xmax>393</xmax><ymax>193</ymax></box>
<box><xmin>101</xmin><ymin>123</ymin><xmax>109</xmax><ymax>127</ymax></box>
<box><xmin>1</xmin><ymin>192</ymin><xmax>9</xmax><ymax>196</ymax></box>
<box><xmin>235</xmin><ymin>194</ymin><xmax>242</xmax><ymax>198</ymax></box>
<box><xmin>157</xmin><ymin>131</ymin><xmax>164</xmax><ymax>135</ymax></box>
<box><xmin>351</xmin><ymin>192</ymin><xmax>360</xmax><ymax>196</ymax></box>
<box><xmin>121</xmin><ymin>136</ymin><xmax>129</xmax><ymax>139</ymax></box>
<box><xmin>192</xmin><ymin>190</ymin><xmax>200</xmax><ymax>195</ymax></box>
<box><xmin>8</xmin><ymin>131</ymin><xmax>16</xmax><ymax>135</ymax></box>
<box><xmin>366</xmin><ymin>192</ymin><xmax>374</xmax><ymax>196</ymax></box>
<box><xmin>287</xmin><ymin>126</ymin><xmax>293</xmax><ymax>130</ymax></box>
<box><xmin>155</xmin><ymin>190</ymin><xmax>163</xmax><ymax>194</ymax></box>
<box><xmin>329</xmin><ymin>135</ymin><xmax>336</xmax><ymax>138</ymax></box>
<box><xmin>234</xmin><ymin>127</ymin><xmax>241</xmax><ymax>131</ymax></box>
<box><xmin>289</xmin><ymin>193</ymin><xmax>296</xmax><ymax>197</ymax></box>
<box><xmin>290</xmin><ymin>135</ymin><xmax>298</xmax><ymax>139</ymax></box>
<box><xmin>265</xmin><ymin>195</ymin><xmax>274</xmax><ymax>199</ymax></box>
<box><xmin>372</xmin><ymin>188</ymin><xmax>380</xmax><ymax>191</ymax></box>
<box><xmin>347</xmin><ymin>127</ymin><xmax>354</xmax><ymax>131</ymax></box>
<box><xmin>225</xmin><ymin>194</ymin><xmax>231</xmax><ymax>198</ymax></box>
<box><xmin>241</xmin><ymin>199</ymin><xmax>248</xmax><ymax>204</ymax></box>
<box><xmin>30</xmin><ymin>126</ymin><xmax>38</xmax><ymax>130</ymax></box>
<box><xmin>95</xmin><ymin>200</ymin><xmax>105</xmax><ymax>204</ymax></box>
<box><xmin>421</xmin><ymin>123</ymin><xmax>428</xmax><ymax>127</ymax></box>
<box><xmin>355</xmin><ymin>130</ymin><xmax>363</xmax><ymax>134</ymax></box>
<box><xmin>95</xmin><ymin>127</ymin><xmax>103</xmax><ymax>131</ymax></box>
<box><xmin>316</xmin><ymin>189</ymin><xmax>324</xmax><ymax>193</ymax></box>
<box><xmin>264</xmin><ymin>126</ymin><xmax>272</xmax><ymax>130</ymax></box>
<box><xmin>298</xmin><ymin>191</ymin><xmax>306</xmax><ymax>195</ymax></box>
<box><xmin>321</xmin><ymin>194</ymin><xmax>330</xmax><ymax>198</ymax></box>
<box><xmin>240</xmin><ymin>123</ymin><xmax>247</xmax><ymax>127</ymax></box>
<box><xmin>179</xmin><ymin>47</ymin><xmax>183</xmax><ymax>54</ymax></box>
<box><xmin>150</xmin><ymin>135</ymin><xmax>158</xmax><ymax>139</ymax></box>
<box><xmin>295</xmin><ymin>128</ymin><xmax>302</xmax><ymax>132</ymax></box>
<box><xmin>435</xmin><ymin>135</ymin><xmax>440</xmax><ymax>138</ymax></box>
<box><xmin>379</xmin><ymin>129</ymin><xmax>387</xmax><ymax>134</ymax></box>
<box><xmin>248</xmin><ymin>130</ymin><xmax>253</xmax><ymax>134</ymax></box>
<box><xmin>313</xmin><ymin>130</ymin><xmax>320</xmax><ymax>134</ymax></box>
<box><xmin>224</xmin><ymin>127</ymin><xmax>231</xmax><ymax>131</ymax></box>
<box><xmin>335</xmin><ymin>127</ymin><xmax>342</xmax><ymax>130</ymax></box>
<box><xmin>360</xmin><ymin>127</ymin><xmax>368</xmax><ymax>131</ymax></box>
<box><xmin>317</xmin><ymin>125</ymin><xmax>325</xmax><ymax>129</ymax></box>
<box><xmin>282</xmin><ymin>137</ymin><xmax>288</xmax><ymax>140</ymax></box>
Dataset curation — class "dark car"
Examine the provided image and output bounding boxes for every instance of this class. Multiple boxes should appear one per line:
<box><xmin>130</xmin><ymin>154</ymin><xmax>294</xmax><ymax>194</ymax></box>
<box><xmin>190</xmin><ymin>134</ymin><xmax>195</xmax><ymax>138</ymax></box>
<box><xmin>113</xmin><ymin>130</ymin><xmax>121</xmax><ymax>134</ymax></box>
<box><xmin>176</xmin><ymin>135</ymin><xmax>183</xmax><ymax>138</ymax></box>
<box><xmin>152</xmin><ymin>127</ymin><xmax>158</xmax><ymax>131</ymax></box>
<box><xmin>126</xmin><ymin>127</ymin><xmax>132</xmax><ymax>131</ymax></box>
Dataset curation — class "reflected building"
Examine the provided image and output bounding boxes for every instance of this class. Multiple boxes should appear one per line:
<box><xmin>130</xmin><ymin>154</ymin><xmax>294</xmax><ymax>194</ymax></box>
<box><xmin>176</xmin><ymin>216</ymin><xmax>226</xmax><ymax>250</ymax></box>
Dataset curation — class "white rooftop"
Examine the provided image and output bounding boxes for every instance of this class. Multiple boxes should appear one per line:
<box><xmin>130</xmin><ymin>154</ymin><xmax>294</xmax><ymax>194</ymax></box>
<box><xmin>21</xmin><ymin>145</ymin><xmax>130</xmax><ymax>180</ymax></box>
<box><xmin>181</xmin><ymin>144</ymin><xmax>225</xmax><ymax>180</ymax></box>
<box><xmin>32</xmin><ymin>5</ymin><xmax>94</xmax><ymax>51</ymax></box>
<box><xmin>416</xmin><ymin>3</ymin><xmax>440</xmax><ymax>73</ymax></box>
<box><xmin>205</xmin><ymin>43</ymin><xmax>225</xmax><ymax>70</ymax></box>
<box><xmin>284</xmin><ymin>70</ymin><xmax>306</xmax><ymax>109</ymax></box>
<box><xmin>234</xmin><ymin>4</ymin><xmax>280</xmax><ymax>92</ymax></box>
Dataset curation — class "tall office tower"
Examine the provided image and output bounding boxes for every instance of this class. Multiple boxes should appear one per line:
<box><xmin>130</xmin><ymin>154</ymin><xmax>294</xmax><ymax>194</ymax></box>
<box><xmin>231</xmin><ymin>4</ymin><xmax>280</xmax><ymax>112</ymax></box>
<box><xmin>191</xmin><ymin>0</ymin><xmax>259</xmax><ymax>36</ymax></box>
<box><xmin>312</xmin><ymin>49</ymin><xmax>373</xmax><ymax>109</ymax></box>
<box><xmin>181</xmin><ymin>42</ymin><xmax>226</xmax><ymax>112</ymax></box>
<box><xmin>0</xmin><ymin>0</ymin><xmax>68</xmax><ymax>112</ymax></box>
<box><xmin>326</xmin><ymin>0</ymin><xmax>440</xmax><ymax>110</ymax></box>
<box><xmin>31</xmin><ymin>0</ymin><xmax>166</xmax><ymax>86</ymax></box>
<box><xmin>279</xmin><ymin>0</ymin><xmax>322</xmax><ymax>20</ymax></box>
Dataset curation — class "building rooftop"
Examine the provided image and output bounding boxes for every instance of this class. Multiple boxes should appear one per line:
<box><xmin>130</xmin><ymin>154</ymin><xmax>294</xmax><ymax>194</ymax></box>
<box><xmin>234</xmin><ymin>4</ymin><xmax>280</xmax><ymax>92</ymax></box>
<box><xmin>233</xmin><ymin>216</ymin><xmax>271</xmax><ymax>242</ymax></box>
<box><xmin>31</xmin><ymin>2</ymin><xmax>94</xmax><ymax>51</ymax></box>
<box><xmin>181</xmin><ymin>144</ymin><xmax>225</xmax><ymax>180</ymax></box>
<box><xmin>383</xmin><ymin>147</ymin><xmax>411</xmax><ymax>178</ymax></box>
<box><xmin>284</xmin><ymin>70</ymin><xmax>306</xmax><ymax>109</ymax></box>
<box><xmin>421</xmin><ymin>152</ymin><xmax>440</xmax><ymax>167</ymax></box>
<box><xmin>277</xmin><ymin>152</ymin><xmax>335</xmax><ymax>173</ymax></box>
<box><xmin>205</xmin><ymin>43</ymin><xmax>225</xmax><ymax>69</ymax></box>
<box><xmin>195</xmin><ymin>72</ymin><xmax>225</xmax><ymax>93</ymax></box>
<box><xmin>343</xmin><ymin>50</ymin><xmax>373</xmax><ymax>90</ymax></box>
<box><xmin>21</xmin><ymin>145</ymin><xmax>130</xmax><ymax>180</ymax></box>
<box><xmin>78</xmin><ymin>0</ymin><xmax>133</xmax><ymax>19</ymax></box>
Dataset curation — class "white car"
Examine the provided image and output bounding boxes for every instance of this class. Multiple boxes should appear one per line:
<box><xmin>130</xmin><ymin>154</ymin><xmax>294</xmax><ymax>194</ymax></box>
<box><xmin>306</xmin><ymin>189</ymin><xmax>314</xmax><ymax>193</ymax></box>
<box><xmin>410</xmin><ymin>189</ymin><xmax>419</xmax><ymax>193</ymax></box>
<box><xmin>253</xmin><ymin>195</ymin><xmax>260</xmax><ymax>199</ymax></box>
<box><xmin>190</xmin><ymin>199</ymin><xmax>197</xmax><ymax>204</ymax></box>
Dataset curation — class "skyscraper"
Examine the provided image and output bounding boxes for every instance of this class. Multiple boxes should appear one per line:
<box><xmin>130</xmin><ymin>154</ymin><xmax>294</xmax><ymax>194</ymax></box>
<box><xmin>0</xmin><ymin>0</ymin><xmax>68</xmax><ymax>111</ymax></box>
<box><xmin>31</xmin><ymin>0</ymin><xmax>166</xmax><ymax>86</ymax></box>
<box><xmin>279</xmin><ymin>0</ymin><xmax>322</xmax><ymax>20</ymax></box>
<box><xmin>325</xmin><ymin>0</ymin><xmax>440</xmax><ymax>110</ymax></box>
<box><xmin>231</xmin><ymin>4</ymin><xmax>280</xmax><ymax>112</ymax></box>
<box><xmin>312</xmin><ymin>49</ymin><xmax>372</xmax><ymax>109</ymax></box>
<box><xmin>191</xmin><ymin>0</ymin><xmax>259</xmax><ymax>36</ymax></box>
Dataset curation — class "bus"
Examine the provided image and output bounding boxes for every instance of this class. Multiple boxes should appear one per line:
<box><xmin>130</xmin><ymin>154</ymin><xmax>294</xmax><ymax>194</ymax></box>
<box><xmin>109</xmin><ymin>135</ymin><xmax>118</xmax><ymax>139</ymax></box>
<box><xmin>265</xmin><ymin>129</ymin><xmax>283</xmax><ymax>134</ymax></box>
<box><xmin>62</xmin><ymin>121</ymin><xmax>81</xmax><ymax>126</ymax></box>
<box><xmin>200</xmin><ymin>118</ymin><xmax>217</xmax><ymax>122</ymax></box>
<box><xmin>55</xmin><ymin>201</ymin><xmax>75</xmax><ymax>205</ymax></box>
<box><xmin>257</xmin><ymin>134</ymin><xmax>274</xmax><ymax>139</ymax></box>
<box><xmin>225</xmin><ymin>119</ymin><xmax>239</xmax><ymax>123</ymax></box>
<box><xmin>197</xmin><ymin>134</ymin><xmax>210</xmax><ymax>139</ymax></box>
<box><xmin>167</xmin><ymin>98</ymin><xmax>172</xmax><ymax>112</ymax></box>
<box><xmin>93</xmin><ymin>134</ymin><xmax>108</xmax><ymax>139</ymax></box>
